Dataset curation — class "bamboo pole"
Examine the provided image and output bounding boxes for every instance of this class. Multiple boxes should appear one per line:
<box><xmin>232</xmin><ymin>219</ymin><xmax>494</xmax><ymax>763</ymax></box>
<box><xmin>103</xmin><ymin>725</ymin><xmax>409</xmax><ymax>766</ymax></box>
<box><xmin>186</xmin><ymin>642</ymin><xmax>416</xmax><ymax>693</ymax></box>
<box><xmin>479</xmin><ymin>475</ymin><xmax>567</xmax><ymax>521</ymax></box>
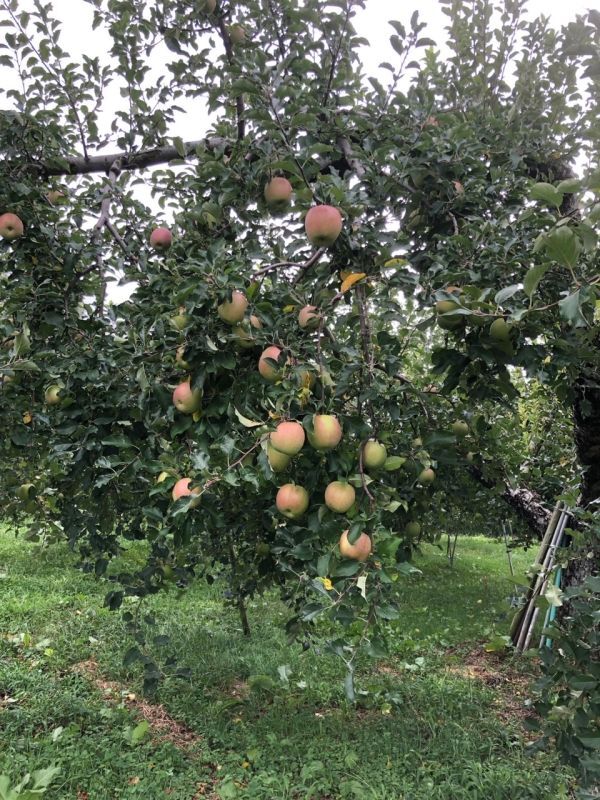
<box><xmin>509</xmin><ymin>501</ymin><xmax>562</xmax><ymax>640</ymax></box>
<box><xmin>515</xmin><ymin>508</ymin><xmax>568</xmax><ymax>652</ymax></box>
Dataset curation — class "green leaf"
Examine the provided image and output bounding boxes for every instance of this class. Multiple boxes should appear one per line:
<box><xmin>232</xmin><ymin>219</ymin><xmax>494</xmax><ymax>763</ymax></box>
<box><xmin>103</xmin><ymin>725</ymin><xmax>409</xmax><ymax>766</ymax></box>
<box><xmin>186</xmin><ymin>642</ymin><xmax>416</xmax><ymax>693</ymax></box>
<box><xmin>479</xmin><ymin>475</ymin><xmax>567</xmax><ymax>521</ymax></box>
<box><xmin>530</xmin><ymin>182</ymin><xmax>563</xmax><ymax>208</ymax></box>
<box><xmin>559</xmin><ymin>291</ymin><xmax>588</xmax><ymax>328</ymax></box>
<box><xmin>29</xmin><ymin>767</ymin><xmax>60</xmax><ymax>791</ymax></box>
<box><xmin>130</xmin><ymin>720</ymin><xmax>150</xmax><ymax>744</ymax></box>
<box><xmin>523</xmin><ymin>263</ymin><xmax>550</xmax><ymax>298</ymax></box>
<box><xmin>580</xmin><ymin>737</ymin><xmax>600</xmax><ymax>749</ymax></box>
<box><xmin>173</xmin><ymin>136</ymin><xmax>186</xmax><ymax>158</ymax></box>
<box><xmin>556</xmin><ymin>178</ymin><xmax>581</xmax><ymax>193</ymax></box>
<box><xmin>101</xmin><ymin>435</ymin><xmax>135</xmax><ymax>449</ymax></box>
<box><xmin>383</xmin><ymin>456</ymin><xmax>406</xmax><ymax>471</ymax></box>
<box><xmin>376</xmin><ymin>603</ymin><xmax>400</xmax><ymax>620</ymax></box>
<box><xmin>316</xmin><ymin>553</ymin><xmax>331</xmax><ymax>577</ymax></box>
<box><xmin>10</xmin><ymin>360</ymin><xmax>40</xmax><ymax>372</ymax></box>
<box><xmin>545</xmin><ymin>226</ymin><xmax>581</xmax><ymax>269</ymax></box>
<box><xmin>332</xmin><ymin>560</ymin><xmax>361</xmax><ymax>577</ymax></box>
<box><xmin>494</xmin><ymin>284</ymin><xmax>522</xmax><ymax>305</ymax></box>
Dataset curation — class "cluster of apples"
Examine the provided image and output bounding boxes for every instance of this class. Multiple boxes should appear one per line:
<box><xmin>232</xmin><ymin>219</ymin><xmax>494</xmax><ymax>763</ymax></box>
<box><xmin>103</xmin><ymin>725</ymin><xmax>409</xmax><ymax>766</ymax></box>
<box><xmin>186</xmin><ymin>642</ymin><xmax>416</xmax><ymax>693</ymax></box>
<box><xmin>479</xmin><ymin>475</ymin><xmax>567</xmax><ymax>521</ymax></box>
<box><xmin>155</xmin><ymin>175</ymin><xmax>348</xmax><ymax>538</ymax></box>
<box><xmin>149</xmin><ymin>175</ymin><xmax>344</xmax><ymax>254</ymax></box>
<box><xmin>271</xmin><ymin>422</ymin><xmax>391</xmax><ymax>562</ymax></box>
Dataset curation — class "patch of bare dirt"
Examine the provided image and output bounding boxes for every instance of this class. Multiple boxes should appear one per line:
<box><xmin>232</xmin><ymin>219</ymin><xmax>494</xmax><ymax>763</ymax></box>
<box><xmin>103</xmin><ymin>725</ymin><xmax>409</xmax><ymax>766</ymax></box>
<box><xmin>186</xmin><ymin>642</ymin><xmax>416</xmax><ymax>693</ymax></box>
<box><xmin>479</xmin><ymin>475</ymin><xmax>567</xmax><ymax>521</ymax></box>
<box><xmin>227</xmin><ymin>678</ymin><xmax>249</xmax><ymax>700</ymax></box>
<box><xmin>444</xmin><ymin>646</ymin><xmax>537</xmax><ymax>724</ymax></box>
<box><xmin>71</xmin><ymin>660</ymin><xmax>201</xmax><ymax>750</ymax></box>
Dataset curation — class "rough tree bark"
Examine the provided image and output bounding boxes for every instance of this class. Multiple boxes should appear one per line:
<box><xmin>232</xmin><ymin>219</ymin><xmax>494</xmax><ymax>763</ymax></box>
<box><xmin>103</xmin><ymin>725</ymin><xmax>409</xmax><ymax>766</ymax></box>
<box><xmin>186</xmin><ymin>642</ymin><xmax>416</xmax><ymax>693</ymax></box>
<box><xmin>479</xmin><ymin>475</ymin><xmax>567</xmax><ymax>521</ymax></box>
<box><xmin>468</xmin><ymin>464</ymin><xmax>550</xmax><ymax>538</ymax></box>
<box><xmin>564</xmin><ymin>370</ymin><xmax>600</xmax><ymax>590</ymax></box>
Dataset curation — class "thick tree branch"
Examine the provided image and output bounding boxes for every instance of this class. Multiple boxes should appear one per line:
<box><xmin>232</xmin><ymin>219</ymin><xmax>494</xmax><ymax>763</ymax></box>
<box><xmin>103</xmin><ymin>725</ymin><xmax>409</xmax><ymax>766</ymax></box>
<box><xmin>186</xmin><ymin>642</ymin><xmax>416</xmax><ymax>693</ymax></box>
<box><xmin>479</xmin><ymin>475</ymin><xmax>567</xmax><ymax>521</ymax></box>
<box><xmin>38</xmin><ymin>137</ymin><xmax>233</xmax><ymax>177</ymax></box>
<box><xmin>337</xmin><ymin>136</ymin><xmax>365</xmax><ymax>179</ymax></box>
<box><xmin>468</xmin><ymin>463</ymin><xmax>550</xmax><ymax>538</ymax></box>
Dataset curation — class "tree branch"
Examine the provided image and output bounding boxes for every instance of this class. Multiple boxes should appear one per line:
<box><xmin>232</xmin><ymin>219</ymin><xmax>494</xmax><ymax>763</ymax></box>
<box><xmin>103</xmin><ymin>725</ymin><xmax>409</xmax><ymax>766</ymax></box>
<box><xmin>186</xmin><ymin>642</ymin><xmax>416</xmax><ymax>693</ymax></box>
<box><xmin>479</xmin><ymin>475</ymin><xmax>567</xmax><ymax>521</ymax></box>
<box><xmin>36</xmin><ymin>136</ymin><xmax>233</xmax><ymax>177</ymax></box>
<box><xmin>468</xmin><ymin>463</ymin><xmax>550</xmax><ymax>538</ymax></box>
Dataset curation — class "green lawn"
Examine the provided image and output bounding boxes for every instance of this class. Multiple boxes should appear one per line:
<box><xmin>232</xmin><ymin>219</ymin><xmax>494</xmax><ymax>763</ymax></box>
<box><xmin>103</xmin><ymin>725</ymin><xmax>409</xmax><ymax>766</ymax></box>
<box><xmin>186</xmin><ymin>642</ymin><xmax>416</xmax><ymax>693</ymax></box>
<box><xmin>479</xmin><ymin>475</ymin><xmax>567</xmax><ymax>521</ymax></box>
<box><xmin>0</xmin><ymin>526</ymin><xmax>572</xmax><ymax>799</ymax></box>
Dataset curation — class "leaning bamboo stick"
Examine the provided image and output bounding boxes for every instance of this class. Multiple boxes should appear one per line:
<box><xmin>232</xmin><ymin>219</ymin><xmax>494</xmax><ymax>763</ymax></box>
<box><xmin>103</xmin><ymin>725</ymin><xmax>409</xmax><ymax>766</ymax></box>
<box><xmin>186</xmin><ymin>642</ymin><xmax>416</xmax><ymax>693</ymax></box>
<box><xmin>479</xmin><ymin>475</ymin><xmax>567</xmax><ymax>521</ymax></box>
<box><xmin>516</xmin><ymin>509</ymin><xmax>566</xmax><ymax>651</ymax></box>
<box><xmin>516</xmin><ymin>509</ymin><xmax>568</xmax><ymax>652</ymax></box>
<box><xmin>509</xmin><ymin>501</ymin><xmax>562</xmax><ymax>640</ymax></box>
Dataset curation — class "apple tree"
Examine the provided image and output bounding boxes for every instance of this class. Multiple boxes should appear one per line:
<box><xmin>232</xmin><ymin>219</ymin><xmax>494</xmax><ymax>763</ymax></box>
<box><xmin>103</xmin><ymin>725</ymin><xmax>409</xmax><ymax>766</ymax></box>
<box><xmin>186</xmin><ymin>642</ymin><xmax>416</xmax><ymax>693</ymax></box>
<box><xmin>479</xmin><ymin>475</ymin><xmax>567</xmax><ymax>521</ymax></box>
<box><xmin>0</xmin><ymin>0</ymin><xmax>598</xmax><ymax>770</ymax></box>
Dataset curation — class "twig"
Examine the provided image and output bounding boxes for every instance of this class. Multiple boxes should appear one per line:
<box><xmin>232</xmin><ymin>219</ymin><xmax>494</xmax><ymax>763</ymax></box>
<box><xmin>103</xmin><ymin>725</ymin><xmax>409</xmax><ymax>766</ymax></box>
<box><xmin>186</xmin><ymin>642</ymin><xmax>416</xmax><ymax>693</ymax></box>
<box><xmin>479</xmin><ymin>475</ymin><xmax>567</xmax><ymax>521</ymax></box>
<box><xmin>253</xmin><ymin>248</ymin><xmax>326</xmax><ymax>289</ymax></box>
<box><xmin>291</xmin><ymin>248</ymin><xmax>327</xmax><ymax>286</ymax></box>
<box><xmin>201</xmin><ymin>436</ymin><xmax>268</xmax><ymax>493</ymax></box>
<box><xmin>266</xmin><ymin>89</ymin><xmax>312</xmax><ymax>192</ymax></box>
<box><xmin>267</xmin><ymin>0</ymin><xmax>286</xmax><ymax>61</ymax></box>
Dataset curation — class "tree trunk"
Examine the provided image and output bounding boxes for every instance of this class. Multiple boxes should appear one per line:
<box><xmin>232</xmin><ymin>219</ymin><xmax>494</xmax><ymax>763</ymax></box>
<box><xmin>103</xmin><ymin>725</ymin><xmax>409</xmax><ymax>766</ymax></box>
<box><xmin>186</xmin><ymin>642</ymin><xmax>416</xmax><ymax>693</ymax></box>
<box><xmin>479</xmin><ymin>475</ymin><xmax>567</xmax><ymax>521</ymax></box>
<box><xmin>561</xmin><ymin>372</ymin><xmax>600</xmax><ymax>595</ymax></box>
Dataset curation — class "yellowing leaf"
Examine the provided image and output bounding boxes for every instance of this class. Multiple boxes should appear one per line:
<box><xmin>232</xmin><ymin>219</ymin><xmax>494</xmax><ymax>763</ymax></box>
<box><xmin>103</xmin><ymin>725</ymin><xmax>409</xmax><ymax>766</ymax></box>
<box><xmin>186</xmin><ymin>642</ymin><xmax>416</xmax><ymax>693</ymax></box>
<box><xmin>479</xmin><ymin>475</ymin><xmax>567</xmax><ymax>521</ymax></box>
<box><xmin>192</xmin><ymin>410</ymin><xmax>202</xmax><ymax>422</ymax></box>
<box><xmin>340</xmin><ymin>272</ymin><xmax>366</xmax><ymax>293</ymax></box>
<box><xmin>356</xmin><ymin>575</ymin><xmax>367</xmax><ymax>599</ymax></box>
<box><xmin>23</xmin><ymin>411</ymin><xmax>32</xmax><ymax>424</ymax></box>
<box><xmin>234</xmin><ymin>408</ymin><xmax>263</xmax><ymax>428</ymax></box>
<box><xmin>282</xmin><ymin>305</ymin><xmax>295</xmax><ymax>313</ymax></box>
<box><xmin>322</xmin><ymin>577</ymin><xmax>333</xmax><ymax>591</ymax></box>
<box><xmin>339</xmin><ymin>269</ymin><xmax>352</xmax><ymax>280</ymax></box>
<box><xmin>383</xmin><ymin>258</ymin><xmax>408</xmax><ymax>268</ymax></box>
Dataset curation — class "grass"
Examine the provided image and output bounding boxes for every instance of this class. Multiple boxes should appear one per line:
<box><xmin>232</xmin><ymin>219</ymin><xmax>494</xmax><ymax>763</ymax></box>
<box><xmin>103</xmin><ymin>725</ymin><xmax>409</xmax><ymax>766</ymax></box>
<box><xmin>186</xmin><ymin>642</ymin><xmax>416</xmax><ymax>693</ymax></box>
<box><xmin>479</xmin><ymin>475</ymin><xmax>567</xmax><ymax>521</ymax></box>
<box><xmin>0</xmin><ymin>525</ymin><xmax>573</xmax><ymax>800</ymax></box>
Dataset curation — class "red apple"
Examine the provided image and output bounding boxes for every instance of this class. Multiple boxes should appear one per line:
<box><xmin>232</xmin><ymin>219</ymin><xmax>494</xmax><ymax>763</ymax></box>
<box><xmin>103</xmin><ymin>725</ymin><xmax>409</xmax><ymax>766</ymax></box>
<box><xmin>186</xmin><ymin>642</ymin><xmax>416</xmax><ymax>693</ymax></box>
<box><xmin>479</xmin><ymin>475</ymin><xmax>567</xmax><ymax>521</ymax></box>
<box><xmin>267</xmin><ymin>443</ymin><xmax>290</xmax><ymax>473</ymax></box>
<box><xmin>150</xmin><ymin>227</ymin><xmax>172</xmax><ymax>250</ymax></box>
<box><xmin>339</xmin><ymin>530</ymin><xmax>371</xmax><ymax>562</ymax></box>
<box><xmin>308</xmin><ymin>414</ymin><xmax>342</xmax><ymax>450</ymax></box>
<box><xmin>304</xmin><ymin>205</ymin><xmax>343</xmax><ymax>247</ymax></box>
<box><xmin>276</xmin><ymin>483</ymin><xmax>309</xmax><ymax>519</ymax></box>
<box><xmin>417</xmin><ymin>468</ymin><xmax>435</xmax><ymax>485</ymax></box>
<box><xmin>270</xmin><ymin>420</ymin><xmax>305</xmax><ymax>456</ymax></box>
<box><xmin>172</xmin><ymin>379</ymin><xmax>202</xmax><ymax>414</ymax></box>
<box><xmin>171</xmin><ymin>477</ymin><xmax>201</xmax><ymax>508</ymax></box>
<box><xmin>362</xmin><ymin>440</ymin><xmax>387</xmax><ymax>469</ymax></box>
<box><xmin>264</xmin><ymin>177</ymin><xmax>293</xmax><ymax>211</ymax></box>
<box><xmin>218</xmin><ymin>290</ymin><xmax>248</xmax><ymax>325</ymax></box>
<box><xmin>0</xmin><ymin>213</ymin><xmax>24</xmax><ymax>241</ymax></box>
<box><xmin>298</xmin><ymin>305</ymin><xmax>320</xmax><ymax>330</ymax></box>
<box><xmin>324</xmin><ymin>481</ymin><xmax>355</xmax><ymax>513</ymax></box>
<box><xmin>258</xmin><ymin>345</ymin><xmax>283</xmax><ymax>382</ymax></box>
